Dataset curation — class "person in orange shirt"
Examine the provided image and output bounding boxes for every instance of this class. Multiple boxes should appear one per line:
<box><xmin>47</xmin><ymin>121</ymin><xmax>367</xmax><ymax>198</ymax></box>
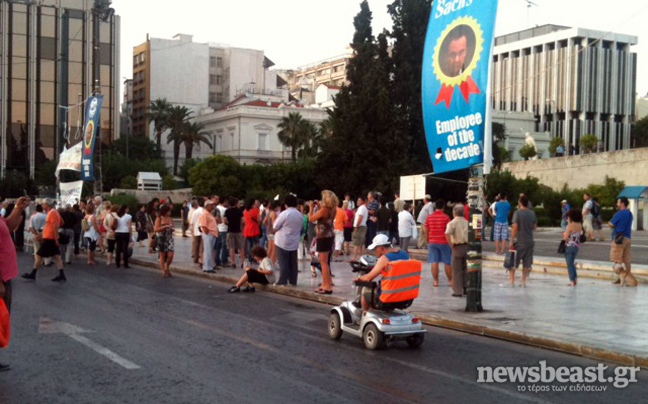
<box><xmin>333</xmin><ymin>202</ymin><xmax>347</xmax><ymax>262</ymax></box>
<box><xmin>22</xmin><ymin>198</ymin><xmax>66</xmax><ymax>282</ymax></box>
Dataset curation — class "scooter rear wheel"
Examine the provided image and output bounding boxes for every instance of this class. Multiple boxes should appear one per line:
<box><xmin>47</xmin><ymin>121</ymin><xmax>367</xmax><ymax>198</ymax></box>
<box><xmin>328</xmin><ymin>312</ymin><xmax>343</xmax><ymax>340</ymax></box>
<box><xmin>363</xmin><ymin>323</ymin><xmax>384</xmax><ymax>350</ymax></box>
<box><xmin>406</xmin><ymin>333</ymin><xmax>425</xmax><ymax>348</ymax></box>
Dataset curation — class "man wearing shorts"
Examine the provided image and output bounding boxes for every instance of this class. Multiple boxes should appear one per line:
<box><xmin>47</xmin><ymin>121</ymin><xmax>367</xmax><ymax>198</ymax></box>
<box><xmin>508</xmin><ymin>195</ymin><xmax>537</xmax><ymax>287</ymax></box>
<box><xmin>352</xmin><ymin>196</ymin><xmax>368</xmax><ymax>261</ymax></box>
<box><xmin>609</xmin><ymin>197</ymin><xmax>633</xmax><ymax>285</ymax></box>
<box><xmin>333</xmin><ymin>203</ymin><xmax>346</xmax><ymax>261</ymax></box>
<box><xmin>22</xmin><ymin>199</ymin><xmax>67</xmax><ymax>282</ymax></box>
<box><xmin>494</xmin><ymin>195</ymin><xmax>511</xmax><ymax>255</ymax></box>
<box><xmin>425</xmin><ymin>199</ymin><xmax>452</xmax><ymax>287</ymax></box>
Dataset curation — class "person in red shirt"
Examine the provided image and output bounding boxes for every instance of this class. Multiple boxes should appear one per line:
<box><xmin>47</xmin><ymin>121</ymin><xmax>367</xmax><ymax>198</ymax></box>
<box><xmin>0</xmin><ymin>196</ymin><xmax>29</xmax><ymax>372</ymax></box>
<box><xmin>342</xmin><ymin>201</ymin><xmax>354</xmax><ymax>256</ymax></box>
<box><xmin>243</xmin><ymin>199</ymin><xmax>261</xmax><ymax>263</ymax></box>
<box><xmin>22</xmin><ymin>198</ymin><xmax>66</xmax><ymax>282</ymax></box>
<box><xmin>425</xmin><ymin>199</ymin><xmax>453</xmax><ymax>287</ymax></box>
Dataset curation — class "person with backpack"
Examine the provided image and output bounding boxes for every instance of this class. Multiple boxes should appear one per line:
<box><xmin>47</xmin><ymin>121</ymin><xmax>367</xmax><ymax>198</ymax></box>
<box><xmin>103</xmin><ymin>204</ymin><xmax>119</xmax><ymax>266</ymax></box>
<box><xmin>82</xmin><ymin>204</ymin><xmax>99</xmax><ymax>265</ymax></box>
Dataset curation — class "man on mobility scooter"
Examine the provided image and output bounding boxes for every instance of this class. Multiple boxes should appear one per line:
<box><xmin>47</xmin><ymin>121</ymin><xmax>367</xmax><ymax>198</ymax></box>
<box><xmin>328</xmin><ymin>234</ymin><xmax>426</xmax><ymax>350</ymax></box>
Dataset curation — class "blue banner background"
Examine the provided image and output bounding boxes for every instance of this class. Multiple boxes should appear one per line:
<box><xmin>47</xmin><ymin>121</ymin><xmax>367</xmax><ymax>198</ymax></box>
<box><xmin>80</xmin><ymin>95</ymin><xmax>104</xmax><ymax>181</ymax></box>
<box><xmin>422</xmin><ymin>0</ymin><xmax>498</xmax><ymax>174</ymax></box>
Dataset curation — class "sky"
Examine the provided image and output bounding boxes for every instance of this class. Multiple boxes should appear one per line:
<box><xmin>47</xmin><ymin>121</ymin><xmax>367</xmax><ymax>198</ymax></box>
<box><xmin>112</xmin><ymin>0</ymin><xmax>648</xmax><ymax>100</ymax></box>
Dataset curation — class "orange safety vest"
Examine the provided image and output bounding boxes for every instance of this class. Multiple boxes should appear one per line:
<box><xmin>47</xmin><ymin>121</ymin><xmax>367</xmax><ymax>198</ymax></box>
<box><xmin>380</xmin><ymin>259</ymin><xmax>422</xmax><ymax>303</ymax></box>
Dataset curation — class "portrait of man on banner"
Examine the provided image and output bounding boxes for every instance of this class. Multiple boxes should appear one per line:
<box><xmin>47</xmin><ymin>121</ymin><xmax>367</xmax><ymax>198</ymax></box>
<box><xmin>439</xmin><ymin>24</ymin><xmax>477</xmax><ymax>78</ymax></box>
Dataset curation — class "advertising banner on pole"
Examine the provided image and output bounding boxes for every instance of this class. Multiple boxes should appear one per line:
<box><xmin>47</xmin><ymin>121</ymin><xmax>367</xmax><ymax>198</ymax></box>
<box><xmin>55</xmin><ymin>142</ymin><xmax>83</xmax><ymax>179</ymax></box>
<box><xmin>421</xmin><ymin>0</ymin><xmax>499</xmax><ymax>174</ymax></box>
<box><xmin>59</xmin><ymin>180</ymin><xmax>84</xmax><ymax>207</ymax></box>
<box><xmin>80</xmin><ymin>95</ymin><xmax>104</xmax><ymax>181</ymax></box>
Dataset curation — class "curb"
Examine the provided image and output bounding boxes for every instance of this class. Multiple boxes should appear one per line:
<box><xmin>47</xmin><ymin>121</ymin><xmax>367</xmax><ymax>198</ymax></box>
<box><xmin>130</xmin><ymin>257</ymin><xmax>648</xmax><ymax>368</ymax></box>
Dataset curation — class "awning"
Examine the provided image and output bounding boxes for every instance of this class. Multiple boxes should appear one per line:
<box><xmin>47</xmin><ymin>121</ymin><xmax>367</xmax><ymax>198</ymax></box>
<box><xmin>617</xmin><ymin>186</ymin><xmax>648</xmax><ymax>199</ymax></box>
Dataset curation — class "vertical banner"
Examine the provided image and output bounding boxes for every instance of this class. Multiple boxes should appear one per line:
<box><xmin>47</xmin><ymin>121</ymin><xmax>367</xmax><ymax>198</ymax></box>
<box><xmin>80</xmin><ymin>95</ymin><xmax>104</xmax><ymax>181</ymax></box>
<box><xmin>422</xmin><ymin>0</ymin><xmax>499</xmax><ymax>174</ymax></box>
<box><xmin>59</xmin><ymin>180</ymin><xmax>84</xmax><ymax>207</ymax></box>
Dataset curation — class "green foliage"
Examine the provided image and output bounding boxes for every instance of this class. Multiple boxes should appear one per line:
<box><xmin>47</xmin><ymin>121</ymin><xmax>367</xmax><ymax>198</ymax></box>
<box><xmin>632</xmin><ymin>116</ymin><xmax>648</xmax><ymax>148</ymax></box>
<box><xmin>120</xmin><ymin>175</ymin><xmax>137</xmax><ymax>189</ymax></box>
<box><xmin>101</xmin><ymin>152</ymin><xmax>169</xmax><ymax>192</ymax></box>
<box><xmin>580</xmin><ymin>134</ymin><xmax>598</xmax><ymax>154</ymax></box>
<box><xmin>106</xmin><ymin>193</ymin><xmax>139</xmax><ymax>215</ymax></box>
<box><xmin>109</xmin><ymin>135</ymin><xmax>161</xmax><ymax>160</ymax></box>
<box><xmin>189</xmin><ymin>155</ymin><xmax>243</xmax><ymax>197</ymax></box>
<box><xmin>179</xmin><ymin>158</ymin><xmax>202</xmax><ymax>184</ymax></box>
<box><xmin>188</xmin><ymin>156</ymin><xmax>320</xmax><ymax>200</ymax></box>
<box><xmin>148</xmin><ymin>98</ymin><xmax>172</xmax><ymax>152</ymax></box>
<box><xmin>0</xmin><ymin>170</ymin><xmax>38</xmax><ymax>198</ymax></box>
<box><xmin>492</xmin><ymin>122</ymin><xmax>506</xmax><ymax>143</ymax></box>
<box><xmin>35</xmin><ymin>160</ymin><xmax>58</xmax><ymax>188</ymax></box>
<box><xmin>162</xmin><ymin>174</ymin><xmax>177</xmax><ymax>191</ymax></box>
<box><xmin>518</xmin><ymin>144</ymin><xmax>537</xmax><ymax>159</ymax></box>
<box><xmin>498</xmin><ymin>146</ymin><xmax>511</xmax><ymax>163</ymax></box>
<box><xmin>548</xmin><ymin>137</ymin><xmax>565</xmax><ymax>155</ymax></box>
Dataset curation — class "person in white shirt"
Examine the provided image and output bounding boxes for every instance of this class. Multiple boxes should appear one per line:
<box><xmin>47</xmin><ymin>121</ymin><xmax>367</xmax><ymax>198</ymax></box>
<box><xmin>352</xmin><ymin>196</ymin><xmax>369</xmax><ymax>261</ymax></box>
<box><xmin>398</xmin><ymin>203</ymin><xmax>417</xmax><ymax>253</ymax></box>
<box><xmin>215</xmin><ymin>198</ymin><xmax>229</xmax><ymax>266</ymax></box>
<box><xmin>190</xmin><ymin>199</ymin><xmax>204</xmax><ymax>266</ymax></box>
<box><xmin>114</xmin><ymin>205</ymin><xmax>133</xmax><ymax>268</ymax></box>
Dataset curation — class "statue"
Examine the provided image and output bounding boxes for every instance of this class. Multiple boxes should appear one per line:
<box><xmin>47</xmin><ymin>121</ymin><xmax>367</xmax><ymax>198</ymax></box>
<box><xmin>524</xmin><ymin>132</ymin><xmax>538</xmax><ymax>160</ymax></box>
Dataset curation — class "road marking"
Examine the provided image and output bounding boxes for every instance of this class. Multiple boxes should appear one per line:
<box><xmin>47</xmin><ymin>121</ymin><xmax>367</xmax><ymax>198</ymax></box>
<box><xmin>39</xmin><ymin>317</ymin><xmax>140</xmax><ymax>370</ymax></box>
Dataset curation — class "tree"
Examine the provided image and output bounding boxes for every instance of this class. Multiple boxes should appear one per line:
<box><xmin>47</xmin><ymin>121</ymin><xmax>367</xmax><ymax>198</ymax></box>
<box><xmin>518</xmin><ymin>144</ymin><xmax>537</xmax><ymax>160</ymax></box>
<box><xmin>387</xmin><ymin>0</ymin><xmax>433</xmax><ymax>173</ymax></box>
<box><xmin>548</xmin><ymin>137</ymin><xmax>565</xmax><ymax>155</ymax></box>
<box><xmin>181</xmin><ymin>121</ymin><xmax>212</xmax><ymax>160</ymax></box>
<box><xmin>298</xmin><ymin>121</ymin><xmax>322</xmax><ymax>159</ymax></box>
<box><xmin>188</xmin><ymin>155</ymin><xmax>243</xmax><ymax>197</ymax></box>
<box><xmin>166</xmin><ymin>105</ymin><xmax>193</xmax><ymax>175</ymax></box>
<box><xmin>277</xmin><ymin>112</ymin><xmax>306</xmax><ymax>162</ymax></box>
<box><xmin>147</xmin><ymin>98</ymin><xmax>172</xmax><ymax>151</ymax></box>
<box><xmin>580</xmin><ymin>134</ymin><xmax>598</xmax><ymax>154</ymax></box>
<box><xmin>491</xmin><ymin>122</ymin><xmax>507</xmax><ymax>168</ymax></box>
<box><xmin>632</xmin><ymin>116</ymin><xmax>648</xmax><ymax>148</ymax></box>
<box><xmin>109</xmin><ymin>135</ymin><xmax>161</xmax><ymax>160</ymax></box>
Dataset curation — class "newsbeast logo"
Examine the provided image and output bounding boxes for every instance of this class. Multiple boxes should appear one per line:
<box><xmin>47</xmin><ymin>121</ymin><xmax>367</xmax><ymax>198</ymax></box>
<box><xmin>477</xmin><ymin>361</ymin><xmax>640</xmax><ymax>393</ymax></box>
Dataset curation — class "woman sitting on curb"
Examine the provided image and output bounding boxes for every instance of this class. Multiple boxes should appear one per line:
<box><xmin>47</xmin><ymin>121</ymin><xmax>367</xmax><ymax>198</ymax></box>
<box><xmin>228</xmin><ymin>245</ymin><xmax>276</xmax><ymax>293</ymax></box>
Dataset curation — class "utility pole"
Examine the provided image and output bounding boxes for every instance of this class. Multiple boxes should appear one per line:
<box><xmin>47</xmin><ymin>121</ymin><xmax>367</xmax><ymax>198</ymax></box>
<box><xmin>466</xmin><ymin>165</ymin><xmax>484</xmax><ymax>312</ymax></box>
<box><xmin>91</xmin><ymin>0</ymin><xmax>114</xmax><ymax>195</ymax></box>
<box><xmin>57</xmin><ymin>10</ymin><xmax>69</xmax><ymax>159</ymax></box>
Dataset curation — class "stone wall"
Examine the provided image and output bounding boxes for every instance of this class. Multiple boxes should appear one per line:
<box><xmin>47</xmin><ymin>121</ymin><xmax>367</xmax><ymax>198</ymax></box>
<box><xmin>501</xmin><ymin>148</ymin><xmax>648</xmax><ymax>190</ymax></box>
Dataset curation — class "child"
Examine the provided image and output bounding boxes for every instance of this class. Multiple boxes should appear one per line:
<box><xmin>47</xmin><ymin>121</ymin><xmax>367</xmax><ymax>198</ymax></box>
<box><xmin>228</xmin><ymin>245</ymin><xmax>276</xmax><ymax>293</ymax></box>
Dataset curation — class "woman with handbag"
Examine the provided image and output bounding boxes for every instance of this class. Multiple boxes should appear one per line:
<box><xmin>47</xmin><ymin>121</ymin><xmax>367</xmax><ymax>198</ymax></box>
<box><xmin>562</xmin><ymin>209</ymin><xmax>583</xmax><ymax>286</ymax></box>
<box><xmin>308</xmin><ymin>190</ymin><xmax>338</xmax><ymax>294</ymax></box>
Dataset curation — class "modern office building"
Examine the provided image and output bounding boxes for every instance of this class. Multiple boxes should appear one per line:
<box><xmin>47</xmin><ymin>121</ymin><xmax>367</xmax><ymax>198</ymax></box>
<box><xmin>0</xmin><ymin>0</ymin><xmax>120</xmax><ymax>179</ymax></box>
<box><xmin>130</xmin><ymin>34</ymin><xmax>284</xmax><ymax>168</ymax></box>
<box><xmin>492</xmin><ymin>24</ymin><xmax>637</xmax><ymax>154</ymax></box>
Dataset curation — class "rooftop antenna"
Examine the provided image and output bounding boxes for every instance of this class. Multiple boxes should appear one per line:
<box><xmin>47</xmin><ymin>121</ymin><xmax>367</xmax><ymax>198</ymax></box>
<box><xmin>523</xmin><ymin>0</ymin><xmax>539</xmax><ymax>29</ymax></box>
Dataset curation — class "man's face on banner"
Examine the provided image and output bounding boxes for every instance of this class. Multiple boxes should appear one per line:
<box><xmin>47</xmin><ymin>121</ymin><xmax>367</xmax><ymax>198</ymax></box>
<box><xmin>446</xmin><ymin>34</ymin><xmax>468</xmax><ymax>76</ymax></box>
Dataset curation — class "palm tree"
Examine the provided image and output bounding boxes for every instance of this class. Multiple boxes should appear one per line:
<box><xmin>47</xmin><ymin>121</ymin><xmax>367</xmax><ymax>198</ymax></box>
<box><xmin>277</xmin><ymin>112</ymin><xmax>306</xmax><ymax>162</ymax></box>
<box><xmin>319</xmin><ymin>116</ymin><xmax>334</xmax><ymax>139</ymax></box>
<box><xmin>182</xmin><ymin>121</ymin><xmax>212</xmax><ymax>160</ymax></box>
<box><xmin>166</xmin><ymin>105</ymin><xmax>193</xmax><ymax>175</ymax></box>
<box><xmin>299</xmin><ymin>121</ymin><xmax>322</xmax><ymax>159</ymax></box>
<box><xmin>147</xmin><ymin>98</ymin><xmax>172</xmax><ymax>152</ymax></box>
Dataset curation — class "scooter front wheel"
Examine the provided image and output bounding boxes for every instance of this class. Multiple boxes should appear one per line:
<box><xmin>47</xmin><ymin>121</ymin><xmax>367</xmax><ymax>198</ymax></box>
<box><xmin>328</xmin><ymin>312</ymin><xmax>343</xmax><ymax>340</ymax></box>
<box><xmin>363</xmin><ymin>323</ymin><xmax>384</xmax><ymax>350</ymax></box>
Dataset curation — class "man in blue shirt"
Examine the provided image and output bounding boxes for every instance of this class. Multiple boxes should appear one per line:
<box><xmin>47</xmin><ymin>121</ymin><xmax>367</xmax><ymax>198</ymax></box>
<box><xmin>609</xmin><ymin>197</ymin><xmax>633</xmax><ymax>284</ymax></box>
<box><xmin>494</xmin><ymin>195</ymin><xmax>512</xmax><ymax>255</ymax></box>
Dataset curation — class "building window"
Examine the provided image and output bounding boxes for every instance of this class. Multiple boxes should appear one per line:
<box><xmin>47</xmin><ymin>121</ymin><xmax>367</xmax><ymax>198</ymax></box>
<box><xmin>216</xmin><ymin>57</ymin><xmax>223</xmax><ymax>68</ymax></box>
<box><xmin>230</xmin><ymin>133</ymin><xmax>235</xmax><ymax>151</ymax></box>
<box><xmin>216</xmin><ymin>135</ymin><xmax>222</xmax><ymax>152</ymax></box>
<box><xmin>216</xmin><ymin>93</ymin><xmax>223</xmax><ymax>103</ymax></box>
<box><xmin>210</xmin><ymin>74</ymin><xmax>216</xmax><ymax>85</ymax></box>
<box><xmin>258</xmin><ymin>133</ymin><xmax>268</xmax><ymax>151</ymax></box>
<box><xmin>210</xmin><ymin>56</ymin><xmax>216</xmax><ymax>67</ymax></box>
<box><xmin>209</xmin><ymin>92</ymin><xmax>216</xmax><ymax>103</ymax></box>
<box><xmin>216</xmin><ymin>75</ymin><xmax>222</xmax><ymax>85</ymax></box>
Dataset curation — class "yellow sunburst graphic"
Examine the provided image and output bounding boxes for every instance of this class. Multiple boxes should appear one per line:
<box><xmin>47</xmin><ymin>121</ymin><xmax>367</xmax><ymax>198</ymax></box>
<box><xmin>432</xmin><ymin>16</ymin><xmax>484</xmax><ymax>87</ymax></box>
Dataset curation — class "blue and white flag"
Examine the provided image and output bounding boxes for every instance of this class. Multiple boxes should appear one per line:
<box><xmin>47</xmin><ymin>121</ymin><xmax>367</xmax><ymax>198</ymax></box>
<box><xmin>422</xmin><ymin>0</ymin><xmax>499</xmax><ymax>174</ymax></box>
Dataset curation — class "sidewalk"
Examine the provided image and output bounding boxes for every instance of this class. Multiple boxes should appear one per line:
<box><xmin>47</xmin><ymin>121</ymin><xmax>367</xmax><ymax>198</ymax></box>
<box><xmin>130</xmin><ymin>236</ymin><xmax>648</xmax><ymax>368</ymax></box>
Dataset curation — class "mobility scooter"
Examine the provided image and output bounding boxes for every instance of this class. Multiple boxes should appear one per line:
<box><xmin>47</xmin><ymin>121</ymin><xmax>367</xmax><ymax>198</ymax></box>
<box><xmin>327</xmin><ymin>255</ymin><xmax>426</xmax><ymax>350</ymax></box>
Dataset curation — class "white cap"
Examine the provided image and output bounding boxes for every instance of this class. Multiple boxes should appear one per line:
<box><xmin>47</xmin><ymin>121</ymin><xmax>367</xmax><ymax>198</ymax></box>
<box><xmin>368</xmin><ymin>234</ymin><xmax>391</xmax><ymax>250</ymax></box>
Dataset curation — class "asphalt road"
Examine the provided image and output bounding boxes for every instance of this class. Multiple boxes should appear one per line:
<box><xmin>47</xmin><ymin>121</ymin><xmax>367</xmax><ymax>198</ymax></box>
<box><xmin>1</xmin><ymin>254</ymin><xmax>646</xmax><ymax>404</ymax></box>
